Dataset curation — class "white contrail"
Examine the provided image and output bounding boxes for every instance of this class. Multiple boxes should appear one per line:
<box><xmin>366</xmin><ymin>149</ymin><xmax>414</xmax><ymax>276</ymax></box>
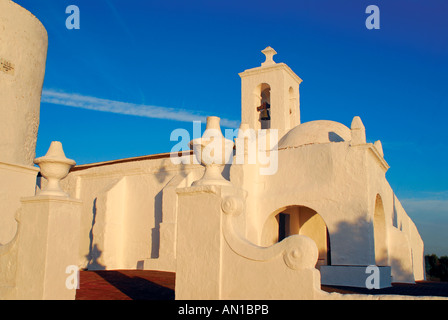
<box><xmin>41</xmin><ymin>89</ymin><xmax>239</xmax><ymax>128</ymax></box>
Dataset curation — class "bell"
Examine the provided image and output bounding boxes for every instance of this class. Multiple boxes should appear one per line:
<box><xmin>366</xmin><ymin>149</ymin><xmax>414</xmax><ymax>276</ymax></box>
<box><xmin>260</xmin><ymin>108</ymin><xmax>270</xmax><ymax>120</ymax></box>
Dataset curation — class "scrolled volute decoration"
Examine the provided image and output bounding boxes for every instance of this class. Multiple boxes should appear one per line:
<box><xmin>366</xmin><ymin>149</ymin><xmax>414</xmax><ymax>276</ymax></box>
<box><xmin>282</xmin><ymin>236</ymin><xmax>319</xmax><ymax>270</ymax></box>
<box><xmin>221</xmin><ymin>195</ymin><xmax>244</xmax><ymax>216</ymax></box>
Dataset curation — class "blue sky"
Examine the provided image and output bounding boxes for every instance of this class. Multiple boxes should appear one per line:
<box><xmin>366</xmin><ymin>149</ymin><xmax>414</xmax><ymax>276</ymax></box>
<box><xmin>14</xmin><ymin>0</ymin><xmax>448</xmax><ymax>256</ymax></box>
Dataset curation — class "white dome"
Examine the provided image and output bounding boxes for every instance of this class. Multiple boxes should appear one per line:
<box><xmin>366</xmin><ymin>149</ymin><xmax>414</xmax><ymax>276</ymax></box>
<box><xmin>278</xmin><ymin>120</ymin><xmax>351</xmax><ymax>149</ymax></box>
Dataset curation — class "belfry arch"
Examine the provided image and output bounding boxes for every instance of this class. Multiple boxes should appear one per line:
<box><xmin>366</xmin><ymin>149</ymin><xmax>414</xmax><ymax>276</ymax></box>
<box><xmin>254</xmin><ymin>83</ymin><xmax>271</xmax><ymax>129</ymax></box>
<box><xmin>261</xmin><ymin>205</ymin><xmax>331</xmax><ymax>269</ymax></box>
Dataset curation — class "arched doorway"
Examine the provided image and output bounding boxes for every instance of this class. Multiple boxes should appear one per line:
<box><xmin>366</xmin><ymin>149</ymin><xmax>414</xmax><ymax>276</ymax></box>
<box><xmin>261</xmin><ymin>205</ymin><xmax>331</xmax><ymax>269</ymax></box>
<box><xmin>373</xmin><ymin>194</ymin><xmax>389</xmax><ymax>266</ymax></box>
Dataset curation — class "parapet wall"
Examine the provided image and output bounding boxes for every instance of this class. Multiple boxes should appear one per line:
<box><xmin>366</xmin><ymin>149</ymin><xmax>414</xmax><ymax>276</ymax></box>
<box><xmin>0</xmin><ymin>0</ymin><xmax>48</xmax><ymax>166</ymax></box>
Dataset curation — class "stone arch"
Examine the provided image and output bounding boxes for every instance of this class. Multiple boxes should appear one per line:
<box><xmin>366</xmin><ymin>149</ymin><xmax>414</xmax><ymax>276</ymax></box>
<box><xmin>261</xmin><ymin>205</ymin><xmax>331</xmax><ymax>269</ymax></box>
<box><xmin>373</xmin><ymin>194</ymin><xmax>389</xmax><ymax>266</ymax></box>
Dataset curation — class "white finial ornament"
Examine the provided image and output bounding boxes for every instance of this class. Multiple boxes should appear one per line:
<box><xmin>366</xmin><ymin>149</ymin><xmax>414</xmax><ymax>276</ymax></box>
<box><xmin>261</xmin><ymin>46</ymin><xmax>277</xmax><ymax>67</ymax></box>
<box><xmin>34</xmin><ymin>141</ymin><xmax>76</xmax><ymax>197</ymax></box>
<box><xmin>189</xmin><ymin>117</ymin><xmax>234</xmax><ymax>186</ymax></box>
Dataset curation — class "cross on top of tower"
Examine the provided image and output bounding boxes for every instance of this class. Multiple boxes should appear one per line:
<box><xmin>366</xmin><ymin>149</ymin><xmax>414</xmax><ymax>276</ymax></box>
<box><xmin>261</xmin><ymin>46</ymin><xmax>277</xmax><ymax>67</ymax></box>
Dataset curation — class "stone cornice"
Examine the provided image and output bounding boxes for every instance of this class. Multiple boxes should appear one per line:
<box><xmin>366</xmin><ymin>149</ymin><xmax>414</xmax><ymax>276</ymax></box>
<box><xmin>239</xmin><ymin>63</ymin><xmax>303</xmax><ymax>84</ymax></box>
<box><xmin>353</xmin><ymin>143</ymin><xmax>390</xmax><ymax>172</ymax></box>
<box><xmin>0</xmin><ymin>161</ymin><xmax>39</xmax><ymax>174</ymax></box>
<box><xmin>20</xmin><ymin>195</ymin><xmax>82</xmax><ymax>205</ymax></box>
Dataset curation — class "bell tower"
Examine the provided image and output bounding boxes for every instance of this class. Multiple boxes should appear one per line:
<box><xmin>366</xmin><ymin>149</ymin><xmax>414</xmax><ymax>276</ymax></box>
<box><xmin>239</xmin><ymin>47</ymin><xmax>302</xmax><ymax>140</ymax></box>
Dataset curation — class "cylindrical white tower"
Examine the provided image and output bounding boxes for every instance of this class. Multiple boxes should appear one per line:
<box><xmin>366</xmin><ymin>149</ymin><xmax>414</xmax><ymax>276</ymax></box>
<box><xmin>0</xmin><ymin>0</ymin><xmax>48</xmax><ymax>166</ymax></box>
